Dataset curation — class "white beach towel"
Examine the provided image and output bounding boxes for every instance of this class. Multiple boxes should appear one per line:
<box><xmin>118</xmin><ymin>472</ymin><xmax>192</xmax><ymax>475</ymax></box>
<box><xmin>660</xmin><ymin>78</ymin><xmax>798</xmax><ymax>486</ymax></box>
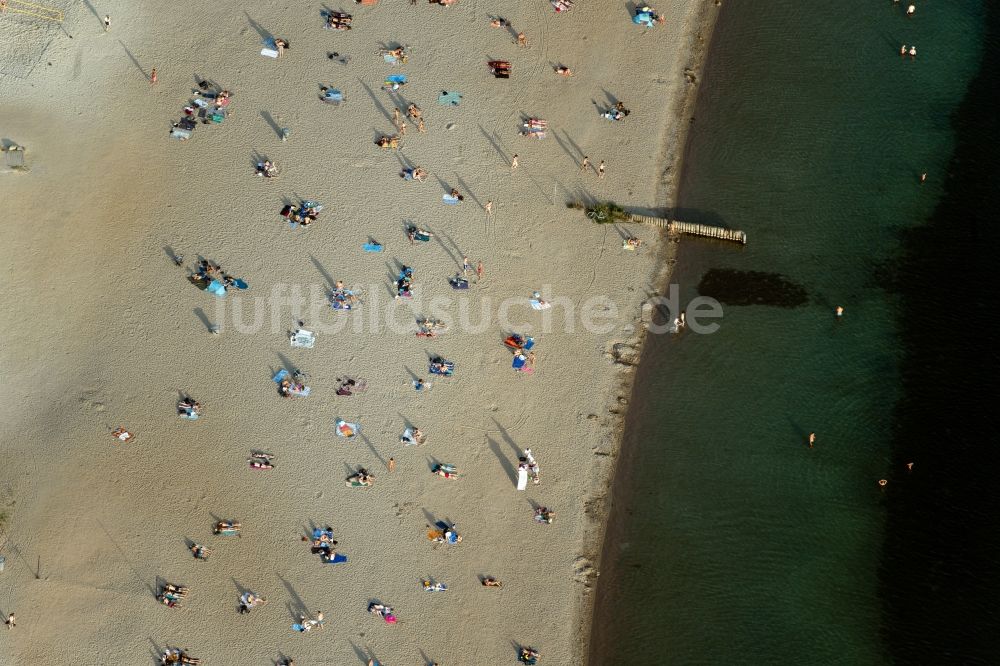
<box><xmin>517</xmin><ymin>467</ymin><xmax>528</xmax><ymax>491</ymax></box>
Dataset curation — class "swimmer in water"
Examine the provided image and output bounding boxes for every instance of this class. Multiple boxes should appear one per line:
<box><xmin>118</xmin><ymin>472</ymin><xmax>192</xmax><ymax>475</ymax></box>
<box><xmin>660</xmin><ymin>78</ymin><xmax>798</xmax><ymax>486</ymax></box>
<box><xmin>906</xmin><ymin>462</ymin><xmax>914</xmax><ymax>471</ymax></box>
<box><xmin>808</xmin><ymin>432</ymin><xmax>816</xmax><ymax>448</ymax></box>
<box><xmin>836</xmin><ymin>306</ymin><xmax>844</xmax><ymax>317</ymax></box>
<box><xmin>878</xmin><ymin>479</ymin><xmax>888</xmax><ymax>487</ymax></box>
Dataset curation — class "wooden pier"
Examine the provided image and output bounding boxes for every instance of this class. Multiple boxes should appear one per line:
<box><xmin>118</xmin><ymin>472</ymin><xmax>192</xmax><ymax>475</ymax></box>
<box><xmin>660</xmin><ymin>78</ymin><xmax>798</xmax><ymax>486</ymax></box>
<box><xmin>627</xmin><ymin>214</ymin><xmax>747</xmax><ymax>245</ymax></box>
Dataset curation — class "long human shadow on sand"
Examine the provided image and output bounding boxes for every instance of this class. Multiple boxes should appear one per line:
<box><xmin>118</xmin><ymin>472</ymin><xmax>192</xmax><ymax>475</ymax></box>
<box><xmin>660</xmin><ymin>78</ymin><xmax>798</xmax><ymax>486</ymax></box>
<box><xmin>245</xmin><ymin>12</ymin><xmax>274</xmax><ymax>43</ymax></box>
<box><xmin>118</xmin><ymin>40</ymin><xmax>148</xmax><ymax>79</ymax></box>
<box><xmin>488</xmin><ymin>436</ymin><xmax>517</xmax><ymax>485</ymax></box>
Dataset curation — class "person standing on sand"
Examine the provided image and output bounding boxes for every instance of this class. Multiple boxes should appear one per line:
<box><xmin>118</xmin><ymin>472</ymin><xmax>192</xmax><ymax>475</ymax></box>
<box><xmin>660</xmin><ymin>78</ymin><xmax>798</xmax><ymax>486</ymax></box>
<box><xmin>388</xmin><ymin>457</ymin><xmax>396</xmax><ymax>472</ymax></box>
<box><xmin>476</xmin><ymin>260</ymin><xmax>484</xmax><ymax>282</ymax></box>
<box><xmin>511</xmin><ymin>154</ymin><xmax>519</xmax><ymax>170</ymax></box>
<box><xmin>580</xmin><ymin>155</ymin><xmax>590</xmax><ymax>173</ymax></box>
<box><xmin>5</xmin><ymin>613</ymin><xmax>14</xmax><ymax>629</ymax></box>
<box><xmin>104</xmin><ymin>15</ymin><xmax>111</xmax><ymax>31</ymax></box>
<box><xmin>418</xmin><ymin>117</ymin><xmax>426</xmax><ymax>133</ymax></box>
<box><xmin>517</xmin><ymin>32</ymin><xmax>527</xmax><ymax>47</ymax></box>
<box><xmin>393</xmin><ymin>107</ymin><xmax>401</xmax><ymax>128</ymax></box>
<box><xmin>598</xmin><ymin>160</ymin><xmax>606</xmax><ymax>179</ymax></box>
<box><xmin>485</xmin><ymin>200</ymin><xmax>493</xmax><ymax>216</ymax></box>
<box><xmin>399</xmin><ymin>120</ymin><xmax>407</xmax><ymax>136</ymax></box>
<box><xmin>150</xmin><ymin>68</ymin><xmax>158</xmax><ymax>85</ymax></box>
<box><xmin>463</xmin><ymin>256</ymin><xmax>472</xmax><ymax>275</ymax></box>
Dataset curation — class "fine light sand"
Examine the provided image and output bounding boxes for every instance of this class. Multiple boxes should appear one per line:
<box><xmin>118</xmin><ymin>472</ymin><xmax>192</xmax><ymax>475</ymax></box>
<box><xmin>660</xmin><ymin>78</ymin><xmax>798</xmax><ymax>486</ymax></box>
<box><xmin>0</xmin><ymin>1</ymin><xmax>714</xmax><ymax>663</ymax></box>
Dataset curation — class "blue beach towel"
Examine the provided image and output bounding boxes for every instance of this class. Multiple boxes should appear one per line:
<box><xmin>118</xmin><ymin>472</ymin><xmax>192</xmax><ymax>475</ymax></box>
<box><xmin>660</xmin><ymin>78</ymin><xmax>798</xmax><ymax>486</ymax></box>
<box><xmin>207</xmin><ymin>280</ymin><xmax>227</xmax><ymax>297</ymax></box>
<box><xmin>323</xmin><ymin>553</ymin><xmax>348</xmax><ymax>564</ymax></box>
<box><xmin>443</xmin><ymin>194</ymin><xmax>459</xmax><ymax>205</ymax></box>
<box><xmin>386</xmin><ymin>74</ymin><xmax>407</xmax><ymax>84</ymax></box>
<box><xmin>273</xmin><ymin>369</ymin><xmax>289</xmax><ymax>383</ymax></box>
<box><xmin>437</xmin><ymin>91</ymin><xmax>462</xmax><ymax>106</ymax></box>
<box><xmin>363</xmin><ymin>242</ymin><xmax>383</xmax><ymax>253</ymax></box>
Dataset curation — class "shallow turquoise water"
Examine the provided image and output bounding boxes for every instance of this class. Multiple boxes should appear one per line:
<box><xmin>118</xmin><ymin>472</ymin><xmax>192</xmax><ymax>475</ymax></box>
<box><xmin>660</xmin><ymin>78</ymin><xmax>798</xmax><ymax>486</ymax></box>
<box><xmin>591</xmin><ymin>1</ymin><xmax>987</xmax><ymax>663</ymax></box>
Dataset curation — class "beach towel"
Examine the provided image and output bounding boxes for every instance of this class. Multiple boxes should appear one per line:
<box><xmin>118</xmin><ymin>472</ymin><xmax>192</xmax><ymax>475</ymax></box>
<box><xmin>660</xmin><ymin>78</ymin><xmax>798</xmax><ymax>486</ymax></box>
<box><xmin>289</xmin><ymin>385</ymin><xmax>311</xmax><ymax>397</ymax></box>
<box><xmin>442</xmin><ymin>194</ymin><xmax>460</xmax><ymax>205</ymax></box>
<box><xmin>323</xmin><ymin>553</ymin><xmax>348</xmax><ymax>564</ymax></box>
<box><xmin>232</xmin><ymin>278</ymin><xmax>248</xmax><ymax>290</ymax></box>
<box><xmin>437</xmin><ymin>91</ymin><xmax>462</xmax><ymax>106</ymax></box>
<box><xmin>512</xmin><ymin>354</ymin><xmax>528</xmax><ymax>370</ymax></box>
<box><xmin>322</xmin><ymin>89</ymin><xmax>344</xmax><ymax>104</ymax></box>
<box><xmin>179</xmin><ymin>411</ymin><xmax>199</xmax><ymax>421</ymax></box>
<box><xmin>207</xmin><ymin>280</ymin><xmax>227</xmax><ymax>297</ymax></box>
<box><xmin>413</xmin><ymin>231</ymin><xmax>431</xmax><ymax>242</ymax></box>
<box><xmin>529</xmin><ymin>299</ymin><xmax>551</xmax><ymax>310</ymax></box>
<box><xmin>336</xmin><ymin>419</ymin><xmax>360</xmax><ymax>438</ymax></box>
<box><xmin>517</xmin><ymin>467</ymin><xmax>528</xmax><ymax>490</ymax></box>
<box><xmin>449</xmin><ymin>277</ymin><xmax>469</xmax><ymax>290</ymax></box>
<box><xmin>383</xmin><ymin>53</ymin><xmax>399</xmax><ymax>65</ymax></box>
<box><xmin>633</xmin><ymin>12</ymin><xmax>655</xmax><ymax>27</ymax></box>
<box><xmin>170</xmin><ymin>128</ymin><xmax>192</xmax><ymax>140</ymax></box>
<box><xmin>290</xmin><ymin>329</ymin><xmax>316</xmax><ymax>349</ymax></box>
<box><xmin>363</xmin><ymin>242</ymin><xmax>383</xmax><ymax>253</ymax></box>
<box><xmin>386</xmin><ymin>74</ymin><xmax>407</xmax><ymax>84</ymax></box>
<box><xmin>273</xmin><ymin>369</ymin><xmax>290</xmax><ymax>383</ymax></box>
<box><xmin>261</xmin><ymin>47</ymin><xmax>280</xmax><ymax>58</ymax></box>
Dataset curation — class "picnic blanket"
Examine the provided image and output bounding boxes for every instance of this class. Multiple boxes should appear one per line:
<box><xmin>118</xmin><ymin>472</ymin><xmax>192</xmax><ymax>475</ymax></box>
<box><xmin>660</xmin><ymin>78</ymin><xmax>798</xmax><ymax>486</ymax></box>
<box><xmin>437</xmin><ymin>91</ymin><xmax>462</xmax><ymax>106</ymax></box>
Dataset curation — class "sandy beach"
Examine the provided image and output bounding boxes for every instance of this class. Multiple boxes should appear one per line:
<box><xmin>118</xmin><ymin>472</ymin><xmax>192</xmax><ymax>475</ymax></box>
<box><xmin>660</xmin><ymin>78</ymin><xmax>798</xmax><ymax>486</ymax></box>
<box><xmin>1</xmin><ymin>1</ymin><xmax>715</xmax><ymax>663</ymax></box>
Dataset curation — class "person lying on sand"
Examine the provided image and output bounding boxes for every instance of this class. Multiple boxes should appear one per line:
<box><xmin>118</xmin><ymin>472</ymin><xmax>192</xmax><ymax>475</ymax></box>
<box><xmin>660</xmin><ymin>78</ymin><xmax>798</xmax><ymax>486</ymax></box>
<box><xmin>519</xmin><ymin>647</ymin><xmax>540</xmax><ymax>664</ymax></box>
<box><xmin>406</xmin><ymin>103</ymin><xmax>422</xmax><ymax>119</ymax></box>
<box><xmin>213</xmin><ymin>520</ymin><xmax>240</xmax><ymax>534</ymax></box>
<box><xmin>190</xmin><ymin>543</ymin><xmax>210</xmax><ymax>560</ymax></box>
<box><xmin>533</xmin><ymin>507</ymin><xmax>555</xmax><ymax>524</ymax></box>
<box><xmin>481</xmin><ymin>576</ymin><xmax>503</xmax><ymax>588</ymax></box>
<box><xmin>346</xmin><ymin>468</ymin><xmax>375</xmax><ymax>486</ymax></box>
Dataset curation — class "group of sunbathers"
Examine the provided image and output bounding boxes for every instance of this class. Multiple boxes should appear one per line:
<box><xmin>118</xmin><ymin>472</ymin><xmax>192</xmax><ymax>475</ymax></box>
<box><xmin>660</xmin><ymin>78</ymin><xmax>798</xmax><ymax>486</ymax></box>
<box><xmin>521</xmin><ymin>117</ymin><xmax>547</xmax><ymax>139</ymax></box>
<box><xmin>489</xmin><ymin>60</ymin><xmax>511</xmax><ymax>79</ymax></box>
<box><xmin>346</xmin><ymin>468</ymin><xmax>375</xmax><ymax>487</ymax></box>
<box><xmin>533</xmin><ymin>506</ymin><xmax>555</xmax><ymax>524</ymax></box>
<box><xmin>432</xmin><ymin>462</ymin><xmax>459</xmax><ymax>479</ymax></box>
<box><xmin>238</xmin><ymin>591</ymin><xmax>266</xmax><ymax>614</ymax></box>
<box><xmin>395</xmin><ymin>265</ymin><xmax>414</xmax><ymax>299</ymax></box>
<box><xmin>400</xmin><ymin>165</ymin><xmax>428</xmax><ymax>181</ymax></box>
<box><xmin>416</xmin><ymin>316</ymin><xmax>446</xmax><ymax>337</ymax></box>
<box><xmin>157</xmin><ymin>583</ymin><xmax>189</xmax><ymax>608</ymax></box>
<box><xmin>330</xmin><ymin>280</ymin><xmax>361</xmax><ymax>310</ymax></box>
<box><xmin>426</xmin><ymin>522</ymin><xmax>462</xmax><ymax>544</ymax></box>
<box><xmin>278</xmin><ymin>372</ymin><xmax>308</xmax><ymax>398</ymax></box>
<box><xmin>177</xmin><ymin>396</ymin><xmax>201</xmax><ymax>419</ymax></box>
<box><xmin>325</xmin><ymin>11</ymin><xmax>352</xmax><ymax>30</ymax></box>
<box><xmin>400</xmin><ymin>426</ymin><xmax>426</xmax><ymax>446</ymax></box>
<box><xmin>307</xmin><ymin>527</ymin><xmax>341</xmax><ymax>562</ymax></box>
<box><xmin>602</xmin><ymin>101</ymin><xmax>631</xmax><ymax>122</ymax></box>
<box><xmin>213</xmin><ymin>520</ymin><xmax>241</xmax><ymax>536</ymax></box>
<box><xmin>336</xmin><ymin>376</ymin><xmax>367</xmax><ymax>396</ymax></box>
<box><xmin>429</xmin><ymin>356</ymin><xmax>454</xmax><ymax>376</ymax></box>
<box><xmin>280</xmin><ymin>200</ymin><xmax>322</xmax><ymax>227</ymax></box>
<box><xmin>248</xmin><ymin>450</ymin><xmax>274</xmax><ymax>470</ymax></box>
<box><xmin>191</xmin><ymin>259</ymin><xmax>242</xmax><ymax>292</ymax></box>
<box><xmin>368</xmin><ymin>602</ymin><xmax>397</xmax><ymax>623</ymax></box>
<box><xmin>519</xmin><ymin>647</ymin><xmax>541</xmax><ymax>664</ymax></box>
<box><xmin>519</xmin><ymin>449</ymin><xmax>541</xmax><ymax>485</ymax></box>
<box><xmin>160</xmin><ymin>648</ymin><xmax>201</xmax><ymax>665</ymax></box>
<box><xmin>255</xmin><ymin>160</ymin><xmax>278</xmax><ymax>178</ymax></box>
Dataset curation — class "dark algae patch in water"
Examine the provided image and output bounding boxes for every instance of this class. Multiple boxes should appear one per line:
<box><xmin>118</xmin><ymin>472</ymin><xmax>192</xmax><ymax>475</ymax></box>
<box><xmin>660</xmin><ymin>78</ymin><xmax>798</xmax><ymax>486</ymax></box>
<box><xmin>879</xmin><ymin>3</ymin><xmax>1000</xmax><ymax>662</ymax></box>
<box><xmin>697</xmin><ymin>269</ymin><xmax>808</xmax><ymax>307</ymax></box>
